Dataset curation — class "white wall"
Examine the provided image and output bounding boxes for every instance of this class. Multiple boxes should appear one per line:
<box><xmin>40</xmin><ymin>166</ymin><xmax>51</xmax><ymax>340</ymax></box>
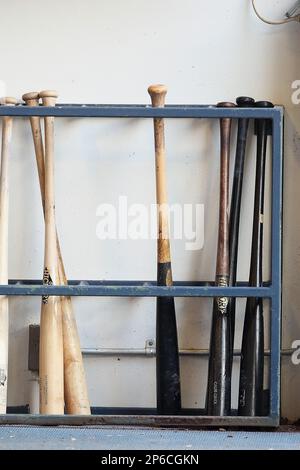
<box><xmin>0</xmin><ymin>0</ymin><xmax>299</xmax><ymax>420</ymax></box>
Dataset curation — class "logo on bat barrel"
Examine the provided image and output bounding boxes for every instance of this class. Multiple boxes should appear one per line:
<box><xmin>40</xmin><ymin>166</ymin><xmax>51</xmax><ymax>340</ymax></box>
<box><xmin>42</xmin><ymin>267</ymin><xmax>53</xmax><ymax>304</ymax></box>
<box><xmin>216</xmin><ymin>276</ymin><xmax>229</xmax><ymax>314</ymax></box>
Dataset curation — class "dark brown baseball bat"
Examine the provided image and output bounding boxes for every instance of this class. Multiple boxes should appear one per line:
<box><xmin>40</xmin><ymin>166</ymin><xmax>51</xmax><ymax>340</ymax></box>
<box><xmin>206</xmin><ymin>102</ymin><xmax>235</xmax><ymax>416</ymax></box>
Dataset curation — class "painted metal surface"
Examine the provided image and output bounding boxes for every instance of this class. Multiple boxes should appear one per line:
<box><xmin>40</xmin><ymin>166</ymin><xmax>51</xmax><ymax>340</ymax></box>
<box><xmin>269</xmin><ymin>109</ymin><xmax>283</xmax><ymax>421</ymax></box>
<box><xmin>0</xmin><ymin>282</ymin><xmax>272</xmax><ymax>297</ymax></box>
<box><xmin>5</xmin><ymin>279</ymin><xmax>272</xmax><ymax>297</ymax></box>
<box><xmin>0</xmin><ymin>104</ymin><xmax>283</xmax><ymax>119</ymax></box>
<box><xmin>0</xmin><ymin>414</ymin><xmax>277</xmax><ymax>427</ymax></box>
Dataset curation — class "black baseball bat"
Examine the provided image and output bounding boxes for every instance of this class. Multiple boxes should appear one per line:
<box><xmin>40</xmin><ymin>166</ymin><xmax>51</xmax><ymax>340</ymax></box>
<box><xmin>206</xmin><ymin>102</ymin><xmax>235</xmax><ymax>416</ymax></box>
<box><xmin>228</xmin><ymin>96</ymin><xmax>255</xmax><ymax>370</ymax></box>
<box><xmin>238</xmin><ymin>100</ymin><xmax>274</xmax><ymax>416</ymax></box>
<box><xmin>148</xmin><ymin>84</ymin><xmax>181</xmax><ymax>415</ymax></box>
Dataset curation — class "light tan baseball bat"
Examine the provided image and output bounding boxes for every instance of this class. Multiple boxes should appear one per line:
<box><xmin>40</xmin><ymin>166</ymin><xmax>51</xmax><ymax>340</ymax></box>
<box><xmin>38</xmin><ymin>90</ymin><xmax>64</xmax><ymax>414</ymax></box>
<box><xmin>147</xmin><ymin>84</ymin><xmax>181</xmax><ymax>414</ymax></box>
<box><xmin>22</xmin><ymin>91</ymin><xmax>90</xmax><ymax>414</ymax></box>
<box><xmin>0</xmin><ymin>97</ymin><xmax>17</xmax><ymax>413</ymax></box>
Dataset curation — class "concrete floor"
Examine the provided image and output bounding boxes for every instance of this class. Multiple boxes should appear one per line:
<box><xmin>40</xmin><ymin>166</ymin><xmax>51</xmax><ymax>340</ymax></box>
<box><xmin>0</xmin><ymin>426</ymin><xmax>299</xmax><ymax>450</ymax></box>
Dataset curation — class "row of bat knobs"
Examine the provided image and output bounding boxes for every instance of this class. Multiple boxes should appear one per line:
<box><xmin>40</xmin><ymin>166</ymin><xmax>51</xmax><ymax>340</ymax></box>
<box><xmin>0</xmin><ymin>86</ymin><xmax>272</xmax><ymax>416</ymax></box>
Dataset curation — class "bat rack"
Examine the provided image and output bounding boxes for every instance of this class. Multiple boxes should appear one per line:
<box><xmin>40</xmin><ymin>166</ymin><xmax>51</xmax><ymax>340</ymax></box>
<box><xmin>0</xmin><ymin>103</ymin><xmax>283</xmax><ymax>428</ymax></box>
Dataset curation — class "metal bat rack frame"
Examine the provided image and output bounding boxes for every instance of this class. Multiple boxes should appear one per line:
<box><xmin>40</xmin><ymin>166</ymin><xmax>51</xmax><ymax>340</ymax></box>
<box><xmin>0</xmin><ymin>103</ymin><xmax>283</xmax><ymax>428</ymax></box>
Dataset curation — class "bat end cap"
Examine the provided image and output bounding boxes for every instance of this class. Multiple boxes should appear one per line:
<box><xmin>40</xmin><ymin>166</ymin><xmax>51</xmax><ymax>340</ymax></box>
<box><xmin>255</xmin><ymin>100</ymin><xmax>274</xmax><ymax>108</ymax></box>
<box><xmin>39</xmin><ymin>90</ymin><xmax>58</xmax><ymax>99</ymax></box>
<box><xmin>148</xmin><ymin>84</ymin><xmax>167</xmax><ymax>94</ymax></box>
<box><xmin>22</xmin><ymin>91</ymin><xmax>40</xmax><ymax>102</ymax></box>
<box><xmin>236</xmin><ymin>96</ymin><xmax>255</xmax><ymax>107</ymax></box>
<box><xmin>0</xmin><ymin>97</ymin><xmax>17</xmax><ymax>105</ymax></box>
<box><xmin>148</xmin><ymin>84</ymin><xmax>167</xmax><ymax>108</ymax></box>
<box><xmin>217</xmin><ymin>101</ymin><xmax>236</xmax><ymax>108</ymax></box>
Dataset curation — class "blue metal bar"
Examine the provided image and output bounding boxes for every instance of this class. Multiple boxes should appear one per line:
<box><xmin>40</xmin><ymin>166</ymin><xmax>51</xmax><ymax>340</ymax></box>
<box><xmin>0</xmin><ymin>414</ymin><xmax>278</xmax><ymax>427</ymax></box>
<box><xmin>8</xmin><ymin>279</ymin><xmax>271</xmax><ymax>286</ymax></box>
<box><xmin>269</xmin><ymin>109</ymin><xmax>283</xmax><ymax>423</ymax></box>
<box><xmin>0</xmin><ymin>104</ymin><xmax>283</xmax><ymax>119</ymax></box>
<box><xmin>0</xmin><ymin>284</ymin><xmax>272</xmax><ymax>297</ymax></box>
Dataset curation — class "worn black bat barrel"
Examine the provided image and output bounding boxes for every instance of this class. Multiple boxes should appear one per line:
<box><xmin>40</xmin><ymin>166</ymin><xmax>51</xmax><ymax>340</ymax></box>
<box><xmin>148</xmin><ymin>84</ymin><xmax>181</xmax><ymax>415</ymax></box>
<box><xmin>206</xmin><ymin>102</ymin><xmax>235</xmax><ymax>416</ymax></box>
<box><xmin>228</xmin><ymin>96</ymin><xmax>255</xmax><ymax>370</ymax></box>
<box><xmin>238</xmin><ymin>100</ymin><xmax>274</xmax><ymax>416</ymax></box>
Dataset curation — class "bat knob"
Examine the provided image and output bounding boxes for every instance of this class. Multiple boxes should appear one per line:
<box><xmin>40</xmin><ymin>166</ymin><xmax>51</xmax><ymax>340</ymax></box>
<box><xmin>148</xmin><ymin>84</ymin><xmax>167</xmax><ymax>107</ymax></box>
<box><xmin>0</xmin><ymin>97</ymin><xmax>17</xmax><ymax>106</ymax></box>
<box><xmin>217</xmin><ymin>101</ymin><xmax>236</xmax><ymax>108</ymax></box>
<box><xmin>236</xmin><ymin>96</ymin><xmax>255</xmax><ymax>107</ymax></box>
<box><xmin>255</xmin><ymin>101</ymin><xmax>274</xmax><ymax>108</ymax></box>
<box><xmin>39</xmin><ymin>90</ymin><xmax>58</xmax><ymax>107</ymax></box>
<box><xmin>22</xmin><ymin>91</ymin><xmax>40</xmax><ymax>106</ymax></box>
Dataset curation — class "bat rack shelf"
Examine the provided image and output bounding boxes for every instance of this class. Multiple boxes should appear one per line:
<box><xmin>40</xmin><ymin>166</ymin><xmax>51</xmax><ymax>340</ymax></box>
<box><xmin>0</xmin><ymin>103</ymin><xmax>283</xmax><ymax>428</ymax></box>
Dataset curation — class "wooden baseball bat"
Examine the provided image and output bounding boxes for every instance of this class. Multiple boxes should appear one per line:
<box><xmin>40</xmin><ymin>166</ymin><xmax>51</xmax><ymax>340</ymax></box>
<box><xmin>238</xmin><ymin>100</ymin><xmax>274</xmax><ymax>416</ymax></box>
<box><xmin>228</xmin><ymin>96</ymin><xmax>255</xmax><ymax>370</ymax></box>
<box><xmin>0</xmin><ymin>97</ymin><xmax>17</xmax><ymax>413</ymax></box>
<box><xmin>38</xmin><ymin>90</ymin><xmax>64</xmax><ymax>414</ymax></box>
<box><xmin>206</xmin><ymin>102</ymin><xmax>235</xmax><ymax>416</ymax></box>
<box><xmin>148</xmin><ymin>84</ymin><xmax>181</xmax><ymax>415</ymax></box>
<box><xmin>22</xmin><ymin>92</ymin><xmax>90</xmax><ymax>415</ymax></box>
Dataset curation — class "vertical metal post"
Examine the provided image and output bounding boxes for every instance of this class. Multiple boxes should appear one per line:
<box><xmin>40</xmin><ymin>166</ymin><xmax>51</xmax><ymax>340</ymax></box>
<box><xmin>269</xmin><ymin>110</ymin><xmax>283</xmax><ymax>423</ymax></box>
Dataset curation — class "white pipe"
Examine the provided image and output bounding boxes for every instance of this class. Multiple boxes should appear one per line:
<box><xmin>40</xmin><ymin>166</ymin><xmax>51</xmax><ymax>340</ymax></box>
<box><xmin>81</xmin><ymin>347</ymin><xmax>293</xmax><ymax>357</ymax></box>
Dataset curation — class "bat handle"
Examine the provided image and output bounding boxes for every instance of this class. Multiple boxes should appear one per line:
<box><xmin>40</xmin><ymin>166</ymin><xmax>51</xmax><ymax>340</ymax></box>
<box><xmin>0</xmin><ymin>97</ymin><xmax>17</xmax><ymax>142</ymax></box>
<box><xmin>22</xmin><ymin>92</ymin><xmax>45</xmax><ymax>209</ymax></box>
<box><xmin>148</xmin><ymin>84</ymin><xmax>170</xmax><ymax>260</ymax></box>
<box><xmin>251</xmin><ymin>100</ymin><xmax>274</xmax><ymax>286</ymax></box>
<box><xmin>228</xmin><ymin>96</ymin><xmax>255</xmax><ymax>363</ymax></box>
<box><xmin>215</xmin><ymin>101</ymin><xmax>235</xmax><ymax>281</ymax></box>
<box><xmin>230</xmin><ymin>96</ymin><xmax>255</xmax><ymax>281</ymax></box>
